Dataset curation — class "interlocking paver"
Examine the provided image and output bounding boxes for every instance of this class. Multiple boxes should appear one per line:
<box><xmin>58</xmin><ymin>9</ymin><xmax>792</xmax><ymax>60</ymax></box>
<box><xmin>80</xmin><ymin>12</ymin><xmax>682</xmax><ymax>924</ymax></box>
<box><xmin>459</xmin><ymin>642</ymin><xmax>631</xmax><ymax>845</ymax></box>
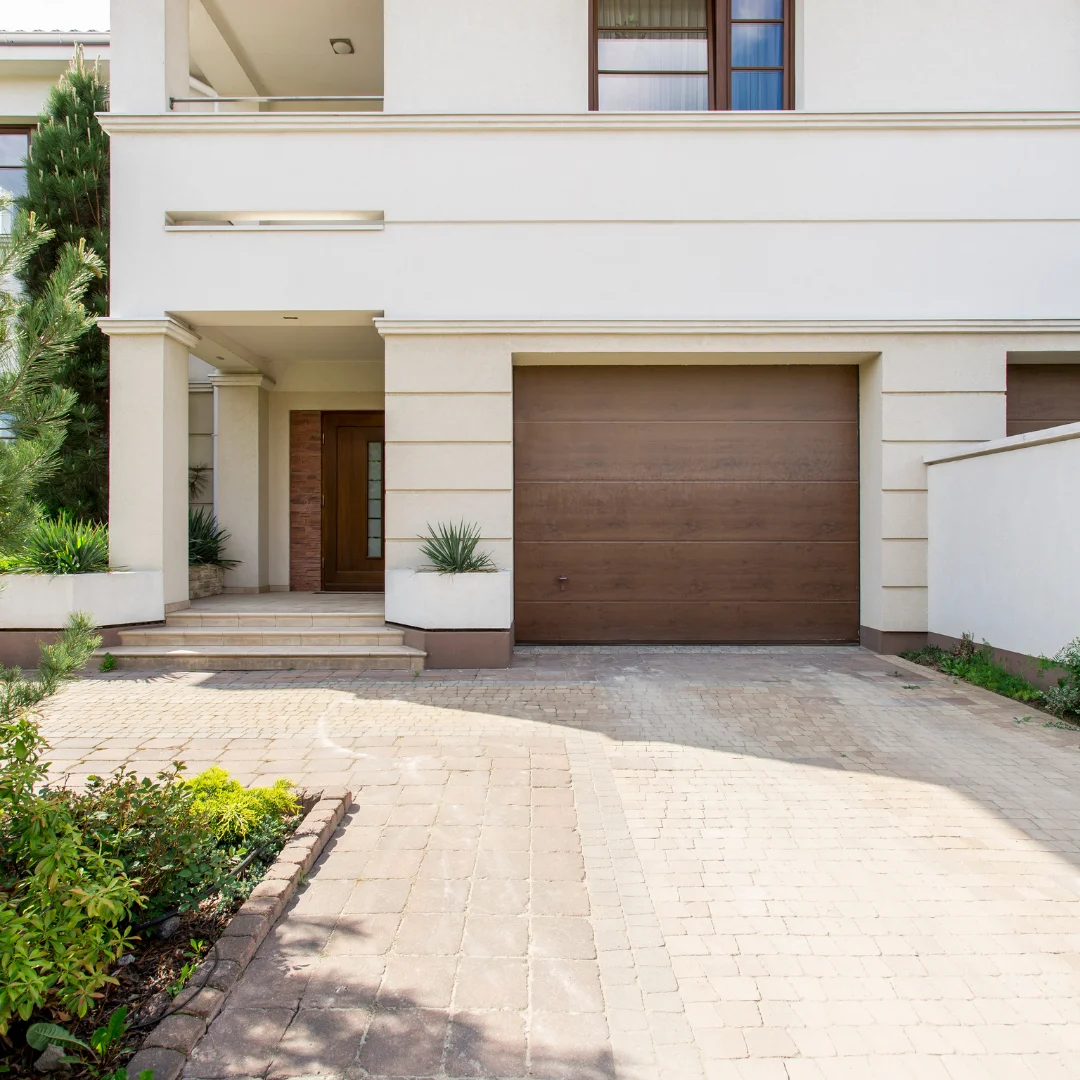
<box><xmin>38</xmin><ymin>645</ymin><xmax>1080</xmax><ymax>1078</ymax></box>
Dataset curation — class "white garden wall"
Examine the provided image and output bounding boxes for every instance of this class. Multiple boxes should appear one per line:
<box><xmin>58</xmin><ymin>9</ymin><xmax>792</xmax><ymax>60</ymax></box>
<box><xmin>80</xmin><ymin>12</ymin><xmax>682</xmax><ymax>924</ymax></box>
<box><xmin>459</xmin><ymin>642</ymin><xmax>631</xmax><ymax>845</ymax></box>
<box><xmin>926</xmin><ymin>425</ymin><xmax>1080</xmax><ymax>659</ymax></box>
<box><xmin>0</xmin><ymin>571</ymin><xmax>165</xmax><ymax>629</ymax></box>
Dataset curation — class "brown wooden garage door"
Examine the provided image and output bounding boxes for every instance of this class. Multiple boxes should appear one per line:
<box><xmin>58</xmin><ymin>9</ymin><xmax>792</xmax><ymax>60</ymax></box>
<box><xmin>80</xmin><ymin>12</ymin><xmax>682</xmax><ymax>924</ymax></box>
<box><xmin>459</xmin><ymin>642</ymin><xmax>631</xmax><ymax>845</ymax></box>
<box><xmin>1007</xmin><ymin>364</ymin><xmax>1080</xmax><ymax>436</ymax></box>
<box><xmin>514</xmin><ymin>365</ymin><xmax>859</xmax><ymax>644</ymax></box>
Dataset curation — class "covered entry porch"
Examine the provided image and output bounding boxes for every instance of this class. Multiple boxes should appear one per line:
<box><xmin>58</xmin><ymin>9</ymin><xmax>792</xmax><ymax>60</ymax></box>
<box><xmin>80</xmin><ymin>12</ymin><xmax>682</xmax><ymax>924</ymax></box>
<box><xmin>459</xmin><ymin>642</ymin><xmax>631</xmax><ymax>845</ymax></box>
<box><xmin>102</xmin><ymin>310</ymin><xmax>388</xmax><ymax>605</ymax></box>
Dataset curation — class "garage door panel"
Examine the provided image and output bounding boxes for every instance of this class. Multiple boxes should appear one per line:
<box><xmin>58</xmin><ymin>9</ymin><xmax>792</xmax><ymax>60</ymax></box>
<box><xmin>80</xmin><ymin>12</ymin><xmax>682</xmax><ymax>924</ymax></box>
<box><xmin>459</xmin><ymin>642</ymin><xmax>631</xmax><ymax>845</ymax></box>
<box><xmin>515</xmin><ymin>481</ymin><xmax>858</xmax><ymax>542</ymax></box>
<box><xmin>1007</xmin><ymin>364</ymin><xmax>1080</xmax><ymax>435</ymax></box>
<box><xmin>515</xmin><ymin>421</ymin><xmax>858</xmax><ymax>482</ymax></box>
<box><xmin>516</xmin><ymin>542</ymin><xmax>858</xmax><ymax>602</ymax></box>
<box><xmin>516</xmin><ymin>602</ymin><xmax>860</xmax><ymax>644</ymax></box>
<box><xmin>514</xmin><ymin>365</ymin><xmax>858</xmax><ymax>423</ymax></box>
<box><xmin>513</xmin><ymin>365</ymin><xmax>859</xmax><ymax>644</ymax></box>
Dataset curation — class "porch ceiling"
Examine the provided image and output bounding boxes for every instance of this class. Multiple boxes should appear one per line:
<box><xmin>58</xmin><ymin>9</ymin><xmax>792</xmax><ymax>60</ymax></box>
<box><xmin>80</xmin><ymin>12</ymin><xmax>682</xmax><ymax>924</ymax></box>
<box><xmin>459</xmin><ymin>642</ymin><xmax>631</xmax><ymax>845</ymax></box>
<box><xmin>176</xmin><ymin>310</ymin><xmax>384</xmax><ymax>373</ymax></box>
<box><xmin>192</xmin><ymin>0</ymin><xmax>382</xmax><ymax>101</ymax></box>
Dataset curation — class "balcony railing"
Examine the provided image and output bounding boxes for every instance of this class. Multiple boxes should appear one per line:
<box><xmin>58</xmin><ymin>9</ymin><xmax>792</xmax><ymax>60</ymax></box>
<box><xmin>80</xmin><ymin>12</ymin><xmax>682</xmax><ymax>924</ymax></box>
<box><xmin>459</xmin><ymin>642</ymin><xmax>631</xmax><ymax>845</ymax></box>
<box><xmin>170</xmin><ymin>95</ymin><xmax>383</xmax><ymax>110</ymax></box>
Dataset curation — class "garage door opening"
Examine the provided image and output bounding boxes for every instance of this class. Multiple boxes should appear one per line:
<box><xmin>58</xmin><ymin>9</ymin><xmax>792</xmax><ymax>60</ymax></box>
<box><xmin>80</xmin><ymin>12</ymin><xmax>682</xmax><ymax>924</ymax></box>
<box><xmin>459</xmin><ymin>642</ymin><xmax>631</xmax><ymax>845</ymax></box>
<box><xmin>513</xmin><ymin>365</ymin><xmax>859</xmax><ymax>644</ymax></box>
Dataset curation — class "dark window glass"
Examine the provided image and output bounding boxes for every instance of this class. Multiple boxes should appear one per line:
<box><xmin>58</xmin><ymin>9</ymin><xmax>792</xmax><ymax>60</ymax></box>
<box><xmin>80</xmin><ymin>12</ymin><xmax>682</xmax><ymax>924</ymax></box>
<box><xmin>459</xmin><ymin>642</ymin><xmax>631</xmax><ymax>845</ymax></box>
<box><xmin>731</xmin><ymin>23</ymin><xmax>782</xmax><ymax>66</ymax></box>
<box><xmin>729</xmin><ymin>0</ymin><xmax>786</xmax><ymax>111</ymax></box>
<box><xmin>732</xmin><ymin>0</ymin><xmax>782</xmax><ymax>18</ymax></box>
<box><xmin>731</xmin><ymin>70</ymin><xmax>783</xmax><ymax>109</ymax></box>
<box><xmin>0</xmin><ymin>132</ymin><xmax>29</xmax><ymax>233</ymax></box>
<box><xmin>0</xmin><ymin>133</ymin><xmax>28</xmax><ymax>167</ymax></box>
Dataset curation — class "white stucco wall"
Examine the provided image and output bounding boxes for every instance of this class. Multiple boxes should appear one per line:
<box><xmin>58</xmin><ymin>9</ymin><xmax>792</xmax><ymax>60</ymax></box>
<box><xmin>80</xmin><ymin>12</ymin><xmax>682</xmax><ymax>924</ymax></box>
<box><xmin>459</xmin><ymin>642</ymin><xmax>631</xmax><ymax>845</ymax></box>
<box><xmin>384</xmin><ymin>0</ymin><xmax>587</xmax><ymax>113</ymax></box>
<box><xmin>382</xmin><ymin>0</ymin><xmax>1080</xmax><ymax>114</ymax></box>
<box><xmin>105</xmin><ymin>117</ymin><xmax>1080</xmax><ymax>323</ymax></box>
<box><xmin>927</xmin><ymin>426</ymin><xmax>1080</xmax><ymax>659</ymax></box>
<box><xmin>800</xmin><ymin>0</ymin><xmax>1080</xmax><ymax>112</ymax></box>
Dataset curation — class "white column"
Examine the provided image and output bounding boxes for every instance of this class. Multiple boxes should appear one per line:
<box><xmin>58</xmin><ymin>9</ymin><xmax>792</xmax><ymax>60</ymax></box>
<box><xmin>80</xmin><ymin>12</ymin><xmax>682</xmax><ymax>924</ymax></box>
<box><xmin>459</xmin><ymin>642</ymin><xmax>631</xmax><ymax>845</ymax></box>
<box><xmin>102</xmin><ymin>319</ymin><xmax>194</xmax><ymax>611</ymax></box>
<box><xmin>210</xmin><ymin>374</ymin><xmax>273</xmax><ymax>592</ymax></box>
<box><xmin>862</xmin><ymin>336</ymin><xmax>1007</xmax><ymax>647</ymax></box>
<box><xmin>111</xmin><ymin>0</ymin><xmax>190</xmax><ymax>113</ymax></box>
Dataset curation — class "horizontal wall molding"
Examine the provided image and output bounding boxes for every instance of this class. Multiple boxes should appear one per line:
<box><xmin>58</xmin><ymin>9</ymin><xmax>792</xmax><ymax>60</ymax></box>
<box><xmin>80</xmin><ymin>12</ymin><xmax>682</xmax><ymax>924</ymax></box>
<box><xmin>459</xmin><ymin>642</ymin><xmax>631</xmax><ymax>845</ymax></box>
<box><xmin>99</xmin><ymin>111</ymin><xmax>1080</xmax><ymax>136</ymax></box>
<box><xmin>376</xmin><ymin>318</ymin><xmax>1080</xmax><ymax>337</ymax></box>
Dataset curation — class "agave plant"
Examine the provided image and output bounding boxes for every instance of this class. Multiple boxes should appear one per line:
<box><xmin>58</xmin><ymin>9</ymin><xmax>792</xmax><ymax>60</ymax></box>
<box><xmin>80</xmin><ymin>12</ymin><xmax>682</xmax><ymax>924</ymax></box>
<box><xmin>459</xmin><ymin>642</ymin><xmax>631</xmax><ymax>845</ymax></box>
<box><xmin>418</xmin><ymin>520</ymin><xmax>497</xmax><ymax>574</ymax></box>
<box><xmin>11</xmin><ymin>512</ymin><xmax>109</xmax><ymax>574</ymax></box>
<box><xmin>189</xmin><ymin>508</ymin><xmax>239</xmax><ymax>568</ymax></box>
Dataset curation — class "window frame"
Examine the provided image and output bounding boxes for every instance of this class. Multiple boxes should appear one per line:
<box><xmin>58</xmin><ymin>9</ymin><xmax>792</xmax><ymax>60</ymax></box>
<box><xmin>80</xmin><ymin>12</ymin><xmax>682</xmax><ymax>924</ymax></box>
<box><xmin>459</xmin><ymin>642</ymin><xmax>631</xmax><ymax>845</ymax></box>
<box><xmin>589</xmin><ymin>0</ymin><xmax>794</xmax><ymax>112</ymax></box>
<box><xmin>0</xmin><ymin>126</ymin><xmax>33</xmax><ymax>235</ymax></box>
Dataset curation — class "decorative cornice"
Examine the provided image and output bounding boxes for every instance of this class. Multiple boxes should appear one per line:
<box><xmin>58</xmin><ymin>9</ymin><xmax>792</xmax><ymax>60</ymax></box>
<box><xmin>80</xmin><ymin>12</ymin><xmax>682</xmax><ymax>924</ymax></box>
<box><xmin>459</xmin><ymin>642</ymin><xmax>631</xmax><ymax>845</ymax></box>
<box><xmin>926</xmin><ymin>421</ymin><xmax>1080</xmax><ymax>466</ymax></box>
<box><xmin>97</xmin><ymin>110</ymin><xmax>1080</xmax><ymax>136</ymax></box>
<box><xmin>208</xmin><ymin>373</ymin><xmax>276</xmax><ymax>391</ymax></box>
<box><xmin>374</xmin><ymin>318</ymin><xmax>1080</xmax><ymax>338</ymax></box>
<box><xmin>98</xmin><ymin>317</ymin><xmax>200</xmax><ymax>348</ymax></box>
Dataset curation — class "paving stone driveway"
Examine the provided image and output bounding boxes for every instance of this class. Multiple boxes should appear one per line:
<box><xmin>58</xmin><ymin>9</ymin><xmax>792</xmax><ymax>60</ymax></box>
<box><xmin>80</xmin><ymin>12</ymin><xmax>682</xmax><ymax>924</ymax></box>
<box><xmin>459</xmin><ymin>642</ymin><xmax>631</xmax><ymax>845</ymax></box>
<box><xmin>40</xmin><ymin>646</ymin><xmax>1080</xmax><ymax>1080</ymax></box>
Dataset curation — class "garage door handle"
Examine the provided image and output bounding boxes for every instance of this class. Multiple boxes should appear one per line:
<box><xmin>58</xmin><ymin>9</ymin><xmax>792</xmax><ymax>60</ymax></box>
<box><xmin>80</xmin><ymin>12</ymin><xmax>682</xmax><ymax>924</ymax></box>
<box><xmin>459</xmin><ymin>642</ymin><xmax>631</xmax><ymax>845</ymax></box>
<box><xmin>557</xmin><ymin>575</ymin><xmax>568</xmax><ymax>591</ymax></box>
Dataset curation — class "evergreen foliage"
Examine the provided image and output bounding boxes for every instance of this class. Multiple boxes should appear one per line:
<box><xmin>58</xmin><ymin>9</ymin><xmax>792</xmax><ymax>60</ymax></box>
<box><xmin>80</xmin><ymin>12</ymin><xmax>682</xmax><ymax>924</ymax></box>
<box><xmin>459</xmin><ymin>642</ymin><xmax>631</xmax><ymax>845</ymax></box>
<box><xmin>15</xmin><ymin>49</ymin><xmax>110</xmax><ymax>521</ymax></box>
<box><xmin>0</xmin><ymin>202</ymin><xmax>104</xmax><ymax>553</ymax></box>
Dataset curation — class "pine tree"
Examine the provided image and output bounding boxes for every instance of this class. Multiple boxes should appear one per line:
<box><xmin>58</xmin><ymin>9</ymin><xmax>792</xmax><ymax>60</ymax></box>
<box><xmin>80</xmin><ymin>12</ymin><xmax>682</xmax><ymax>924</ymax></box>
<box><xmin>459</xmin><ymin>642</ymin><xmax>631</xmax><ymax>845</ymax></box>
<box><xmin>15</xmin><ymin>49</ymin><xmax>109</xmax><ymax>522</ymax></box>
<box><xmin>0</xmin><ymin>204</ymin><xmax>104</xmax><ymax>551</ymax></box>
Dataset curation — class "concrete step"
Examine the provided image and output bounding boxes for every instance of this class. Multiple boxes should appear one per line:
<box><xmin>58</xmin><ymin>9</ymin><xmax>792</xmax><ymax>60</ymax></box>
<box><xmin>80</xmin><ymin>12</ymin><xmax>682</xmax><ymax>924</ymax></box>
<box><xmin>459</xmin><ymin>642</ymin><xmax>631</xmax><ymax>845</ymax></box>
<box><xmin>120</xmin><ymin>627</ymin><xmax>406</xmax><ymax>647</ymax></box>
<box><xmin>165</xmin><ymin>612</ymin><xmax>386</xmax><ymax>629</ymax></box>
<box><xmin>93</xmin><ymin>644</ymin><xmax>426</xmax><ymax>672</ymax></box>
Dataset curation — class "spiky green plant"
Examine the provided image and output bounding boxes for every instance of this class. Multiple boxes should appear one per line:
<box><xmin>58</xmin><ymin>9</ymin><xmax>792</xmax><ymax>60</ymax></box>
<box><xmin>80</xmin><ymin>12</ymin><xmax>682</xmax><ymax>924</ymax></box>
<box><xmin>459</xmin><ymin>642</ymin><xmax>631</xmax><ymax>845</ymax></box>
<box><xmin>9</xmin><ymin>511</ymin><xmax>108</xmax><ymax>574</ymax></box>
<box><xmin>189</xmin><ymin>507</ymin><xmax>238</xmax><ymax>567</ymax></box>
<box><xmin>418</xmin><ymin>520</ymin><xmax>497</xmax><ymax>574</ymax></box>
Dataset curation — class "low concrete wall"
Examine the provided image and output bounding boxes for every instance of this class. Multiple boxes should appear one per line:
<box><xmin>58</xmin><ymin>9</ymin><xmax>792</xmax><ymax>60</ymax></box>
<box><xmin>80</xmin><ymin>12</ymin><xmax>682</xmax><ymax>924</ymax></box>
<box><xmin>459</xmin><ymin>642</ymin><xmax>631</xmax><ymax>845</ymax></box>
<box><xmin>926</xmin><ymin>423</ymin><xmax>1080</xmax><ymax>661</ymax></box>
<box><xmin>385</xmin><ymin>568</ymin><xmax>513</xmax><ymax>631</ymax></box>
<box><xmin>0</xmin><ymin>570</ymin><xmax>166</xmax><ymax>629</ymax></box>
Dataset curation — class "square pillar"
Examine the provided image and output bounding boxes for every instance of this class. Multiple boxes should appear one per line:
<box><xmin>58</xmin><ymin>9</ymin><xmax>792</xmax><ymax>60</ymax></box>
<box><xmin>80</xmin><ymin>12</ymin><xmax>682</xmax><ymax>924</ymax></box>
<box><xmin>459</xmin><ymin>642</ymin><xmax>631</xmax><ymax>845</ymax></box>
<box><xmin>111</xmin><ymin>0</ymin><xmax>190</xmax><ymax>113</ymax></box>
<box><xmin>102</xmin><ymin>318</ymin><xmax>194</xmax><ymax>612</ymax></box>
<box><xmin>860</xmin><ymin>336</ymin><xmax>1007</xmax><ymax>653</ymax></box>
<box><xmin>210</xmin><ymin>374</ymin><xmax>273</xmax><ymax>592</ymax></box>
<box><xmin>380</xmin><ymin>333</ymin><xmax>514</xmax><ymax>667</ymax></box>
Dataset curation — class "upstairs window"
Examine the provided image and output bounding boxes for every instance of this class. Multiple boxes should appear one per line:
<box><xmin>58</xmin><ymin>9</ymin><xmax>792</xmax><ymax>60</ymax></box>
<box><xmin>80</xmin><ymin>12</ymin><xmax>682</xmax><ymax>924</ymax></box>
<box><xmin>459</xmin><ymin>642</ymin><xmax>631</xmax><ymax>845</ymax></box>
<box><xmin>0</xmin><ymin>129</ymin><xmax>30</xmax><ymax>234</ymax></box>
<box><xmin>591</xmin><ymin>0</ymin><xmax>793</xmax><ymax>112</ymax></box>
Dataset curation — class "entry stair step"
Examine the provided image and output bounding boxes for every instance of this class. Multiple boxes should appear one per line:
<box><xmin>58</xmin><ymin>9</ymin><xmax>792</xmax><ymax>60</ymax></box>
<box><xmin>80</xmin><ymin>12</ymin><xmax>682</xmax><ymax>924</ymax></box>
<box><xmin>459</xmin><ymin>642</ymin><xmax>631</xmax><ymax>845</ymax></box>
<box><xmin>94</xmin><ymin>607</ymin><xmax>425</xmax><ymax>671</ymax></box>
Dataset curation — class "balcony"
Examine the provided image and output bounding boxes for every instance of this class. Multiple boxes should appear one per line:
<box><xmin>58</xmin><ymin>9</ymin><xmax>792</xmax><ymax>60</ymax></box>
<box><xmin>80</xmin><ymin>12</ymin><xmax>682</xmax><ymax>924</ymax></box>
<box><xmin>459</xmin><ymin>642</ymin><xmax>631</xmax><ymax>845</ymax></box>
<box><xmin>176</xmin><ymin>0</ymin><xmax>382</xmax><ymax>113</ymax></box>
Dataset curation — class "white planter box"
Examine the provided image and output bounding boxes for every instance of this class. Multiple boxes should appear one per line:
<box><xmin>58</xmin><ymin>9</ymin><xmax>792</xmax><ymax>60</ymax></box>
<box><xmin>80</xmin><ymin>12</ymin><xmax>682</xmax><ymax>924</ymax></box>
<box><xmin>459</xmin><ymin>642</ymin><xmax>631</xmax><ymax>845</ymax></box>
<box><xmin>386</xmin><ymin>568</ymin><xmax>513</xmax><ymax>630</ymax></box>
<box><xmin>0</xmin><ymin>571</ymin><xmax>165</xmax><ymax>629</ymax></box>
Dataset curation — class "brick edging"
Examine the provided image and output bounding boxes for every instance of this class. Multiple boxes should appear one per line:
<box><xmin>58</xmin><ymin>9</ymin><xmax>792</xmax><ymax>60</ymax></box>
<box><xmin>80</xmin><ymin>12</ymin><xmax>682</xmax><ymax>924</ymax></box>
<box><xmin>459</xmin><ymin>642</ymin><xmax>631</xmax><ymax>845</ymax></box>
<box><xmin>126</xmin><ymin>789</ymin><xmax>352</xmax><ymax>1080</ymax></box>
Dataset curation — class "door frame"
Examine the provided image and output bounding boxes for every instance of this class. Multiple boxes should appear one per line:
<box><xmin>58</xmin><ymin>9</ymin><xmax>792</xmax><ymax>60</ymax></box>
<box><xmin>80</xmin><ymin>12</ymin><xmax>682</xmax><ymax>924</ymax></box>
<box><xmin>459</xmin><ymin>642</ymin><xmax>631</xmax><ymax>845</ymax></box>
<box><xmin>321</xmin><ymin>410</ymin><xmax>385</xmax><ymax>592</ymax></box>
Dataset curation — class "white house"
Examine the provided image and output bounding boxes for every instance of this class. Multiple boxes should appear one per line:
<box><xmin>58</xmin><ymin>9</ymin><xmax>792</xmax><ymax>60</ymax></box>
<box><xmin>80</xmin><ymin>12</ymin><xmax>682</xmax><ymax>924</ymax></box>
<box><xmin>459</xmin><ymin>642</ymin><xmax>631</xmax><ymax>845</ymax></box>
<box><xmin>29</xmin><ymin>1</ymin><xmax>1080</xmax><ymax>667</ymax></box>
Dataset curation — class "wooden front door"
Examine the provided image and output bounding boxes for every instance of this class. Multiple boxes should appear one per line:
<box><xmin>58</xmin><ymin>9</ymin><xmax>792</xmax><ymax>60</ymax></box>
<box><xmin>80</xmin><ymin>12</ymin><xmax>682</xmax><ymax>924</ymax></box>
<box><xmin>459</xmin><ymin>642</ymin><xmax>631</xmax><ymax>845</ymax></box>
<box><xmin>322</xmin><ymin>411</ymin><xmax>385</xmax><ymax>591</ymax></box>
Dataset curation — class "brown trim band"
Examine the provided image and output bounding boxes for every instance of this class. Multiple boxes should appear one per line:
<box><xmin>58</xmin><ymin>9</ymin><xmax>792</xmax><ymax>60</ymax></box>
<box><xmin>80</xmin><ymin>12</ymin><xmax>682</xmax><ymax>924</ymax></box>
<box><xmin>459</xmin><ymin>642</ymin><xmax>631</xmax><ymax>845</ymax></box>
<box><xmin>859</xmin><ymin>626</ymin><xmax>928</xmax><ymax>656</ymax></box>
<box><xmin>396</xmin><ymin>627</ymin><xmax>513</xmax><ymax>669</ymax></box>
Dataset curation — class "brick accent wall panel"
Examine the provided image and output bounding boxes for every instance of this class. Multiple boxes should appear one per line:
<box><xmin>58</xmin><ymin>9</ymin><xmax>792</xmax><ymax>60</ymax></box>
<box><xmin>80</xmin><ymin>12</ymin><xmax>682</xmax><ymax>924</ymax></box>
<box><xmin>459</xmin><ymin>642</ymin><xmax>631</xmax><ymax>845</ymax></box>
<box><xmin>290</xmin><ymin>411</ymin><xmax>322</xmax><ymax>591</ymax></box>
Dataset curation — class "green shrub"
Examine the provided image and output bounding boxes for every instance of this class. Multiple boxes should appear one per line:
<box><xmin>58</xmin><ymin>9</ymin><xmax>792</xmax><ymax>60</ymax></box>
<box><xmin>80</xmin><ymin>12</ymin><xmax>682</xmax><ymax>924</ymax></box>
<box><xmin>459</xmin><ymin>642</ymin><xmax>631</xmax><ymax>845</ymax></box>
<box><xmin>67</xmin><ymin>764</ymin><xmax>230</xmax><ymax>920</ymax></box>
<box><xmin>189</xmin><ymin>507</ymin><xmax>238</xmax><ymax>568</ymax></box>
<box><xmin>0</xmin><ymin>617</ymin><xmax>141</xmax><ymax>1036</ymax></box>
<box><xmin>418</xmin><ymin>520</ymin><xmax>497</xmax><ymax>574</ymax></box>
<box><xmin>186</xmin><ymin>766</ymin><xmax>298</xmax><ymax>845</ymax></box>
<box><xmin>9</xmin><ymin>511</ymin><xmax>109</xmax><ymax>574</ymax></box>
<box><xmin>67</xmin><ymin>765</ymin><xmax>300</xmax><ymax>920</ymax></box>
<box><xmin>1042</xmin><ymin>638</ymin><xmax>1080</xmax><ymax>721</ymax></box>
<box><xmin>0</xmin><ymin>615</ymin><xmax>300</xmax><ymax>1036</ymax></box>
<box><xmin>902</xmin><ymin>635</ymin><xmax>1043</xmax><ymax>705</ymax></box>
